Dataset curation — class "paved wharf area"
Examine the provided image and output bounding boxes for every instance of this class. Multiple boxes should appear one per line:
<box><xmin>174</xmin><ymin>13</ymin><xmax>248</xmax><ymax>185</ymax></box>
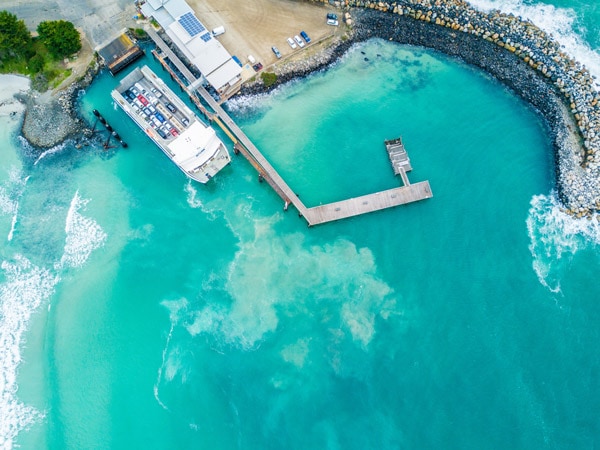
<box><xmin>144</xmin><ymin>29</ymin><xmax>433</xmax><ymax>225</ymax></box>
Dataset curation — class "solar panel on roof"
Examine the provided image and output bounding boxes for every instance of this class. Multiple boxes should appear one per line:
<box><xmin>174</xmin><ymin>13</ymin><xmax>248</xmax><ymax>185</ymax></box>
<box><xmin>200</xmin><ymin>32</ymin><xmax>211</xmax><ymax>42</ymax></box>
<box><xmin>178</xmin><ymin>12</ymin><xmax>205</xmax><ymax>37</ymax></box>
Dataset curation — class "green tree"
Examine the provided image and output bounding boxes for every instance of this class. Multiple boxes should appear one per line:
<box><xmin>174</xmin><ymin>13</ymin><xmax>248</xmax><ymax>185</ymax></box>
<box><xmin>28</xmin><ymin>53</ymin><xmax>44</xmax><ymax>73</ymax></box>
<box><xmin>37</xmin><ymin>20</ymin><xmax>81</xmax><ymax>59</ymax></box>
<box><xmin>0</xmin><ymin>10</ymin><xmax>32</xmax><ymax>59</ymax></box>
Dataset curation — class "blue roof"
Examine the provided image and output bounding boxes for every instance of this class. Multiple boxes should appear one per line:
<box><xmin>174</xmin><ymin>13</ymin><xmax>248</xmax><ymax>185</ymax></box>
<box><xmin>178</xmin><ymin>12</ymin><xmax>205</xmax><ymax>37</ymax></box>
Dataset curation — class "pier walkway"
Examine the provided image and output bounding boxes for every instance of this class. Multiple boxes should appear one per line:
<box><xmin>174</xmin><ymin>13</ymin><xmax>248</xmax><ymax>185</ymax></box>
<box><xmin>306</xmin><ymin>182</ymin><xmax>432</xmax><ymax>223</ymax></box>
<box><xmin>145</xmin><ymin>28</ymin><xmax>433</xmax><ymax>226</ymax></box>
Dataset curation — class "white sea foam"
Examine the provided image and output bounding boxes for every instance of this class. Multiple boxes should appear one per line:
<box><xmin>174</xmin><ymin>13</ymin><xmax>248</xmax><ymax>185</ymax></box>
<box><xmin>224</xmin><ymin>76</ymin><xmax>308</xmax><ymax>117</ymax></box>
<box><xmin>183</xmin><ymin>181</ymin><xmax>217</xmax><ymax>220</ymax></box>
<box><xmin>32</xmin><ymin>142</ymin><xmax>68</xmax><ymax>166</ymax></box>
<box><xmin>225</xmin><ymin>91</ymin><xmax>275</xmax><ymax>116</ymax></box>
<box><xmin>0</xmin><ymin>169</ymin><xmax>30</xmax><ymax>242</ymax></box>
<box><xmin>7</xmin><ymin>206</ymin><xmax>19</xmax><ymax>243</ymax></box>
<box><xmin>527</xmin><ymin>192</ymin><xmax>600</xmax><ymax>293</ymax></box>
<box><xmin>154</xmin><ymin>321</ymin><xmax>175</xmax><ymax>412</ymax></box>
<box><xmin>56</xmin><ymin>190</ymin><xmax>107</xmax><ymax>270</ymax></box>
<box><xmin>468</xmin><ymin>0</ymin><xmax>600</xmax><ymax>82</ymax></box>
<box><xmin>0</xmin><ymin>255</ymin><xmax>58</xmax><ymax>450</ymax></box>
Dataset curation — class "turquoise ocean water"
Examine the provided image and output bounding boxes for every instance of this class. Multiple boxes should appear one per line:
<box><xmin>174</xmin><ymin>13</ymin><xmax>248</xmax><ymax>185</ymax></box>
<box><xmin>1</xmin><ymin>0</ymin><xmax>600</xmax><ymax>448</ymax></box>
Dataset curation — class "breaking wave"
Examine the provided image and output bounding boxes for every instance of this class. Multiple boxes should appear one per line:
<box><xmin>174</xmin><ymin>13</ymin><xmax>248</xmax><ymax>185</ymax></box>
<box><xmin>32</xmin><ymin>141</ymin><xmax>69</xmax><ymax>166</ymax></box>
<box><xmin>0</xmin><ymin>168</ymin><xmax>30</xmax><ymax>242</ymax></box>
<box><xmin>224</xmin><ymin>91</ymin><xmax>276</xmax><ymax>117</ymax></box>
<box><xmin>469</xmin><ymin>0</ymin><xmax>600</xmax><ymax>83</ymax></box>
<box><xmin>526</xmin><ymin>192</ymin><xmax>600</xmax><ymax>293</ymax></box>
<box><xmin>0</xmin><ymin>255</ymin><xmax>58</xmax><ymax>450</ymax></box>
<box><xmin>56</xmin><ymin>190</ymin><xmax>107</xmax><ymax>270</ymax></box>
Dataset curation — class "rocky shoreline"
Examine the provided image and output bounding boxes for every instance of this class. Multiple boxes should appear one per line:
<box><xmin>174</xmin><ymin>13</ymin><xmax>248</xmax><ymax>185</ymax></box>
<box><xmin>242</xmin><ymin>1</ymin><xmax>600</xmax><ymax>218</ymax></box>
<box><xmin>19</xmin><ymin>59</ymin><xmax>100</xmax><ymax>149</ymax></box>
<box><xmin>18</xmin><ymin>0</ymin><xmax>600</xmax><ymax>217</ymax></box>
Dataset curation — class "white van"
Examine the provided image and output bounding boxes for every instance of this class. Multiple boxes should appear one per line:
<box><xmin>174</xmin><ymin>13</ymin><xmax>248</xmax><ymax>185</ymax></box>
<box><xmin>212</xmin><ymin>26</ymin><xmax>225</xmax><ymax>36</ymax></box>
<box><xmin>248</xmin><ymin>55</ymin><xmax>256</xmax><ymax>64</ymax></box>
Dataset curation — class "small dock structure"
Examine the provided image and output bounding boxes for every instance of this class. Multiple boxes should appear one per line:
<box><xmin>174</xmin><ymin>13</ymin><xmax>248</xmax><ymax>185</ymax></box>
<box><xmin>385</xmin><ymin>137</ymin><xmax>414</xmax><ymax>187</ymax></box>
<box><xmin>385</xmin><ymin>137</ymin><xmax>412</xmax><ymax>175</ymax></box>
<box><xmin>96</xmin><ymin>29</ymin><xmax>144</xmax><ymax>75</ymax></box>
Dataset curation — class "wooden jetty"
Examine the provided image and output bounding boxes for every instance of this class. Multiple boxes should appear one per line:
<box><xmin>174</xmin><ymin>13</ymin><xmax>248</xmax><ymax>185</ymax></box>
<box><xmin>144</xmin><ymin>28</ymin><xmax>433</xmax><ymax>226</ymax></box>
<box><xmin>305</xmin><ymin>182</ymin><xmax>432</xmax><ymax>223</ymax></box>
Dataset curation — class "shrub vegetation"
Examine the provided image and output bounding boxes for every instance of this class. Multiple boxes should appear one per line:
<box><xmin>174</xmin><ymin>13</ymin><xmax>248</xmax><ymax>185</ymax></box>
<box><xmin>261</xmin><ymin>72</ymin><xmax>278</xmax><ymax>88</ymax></box>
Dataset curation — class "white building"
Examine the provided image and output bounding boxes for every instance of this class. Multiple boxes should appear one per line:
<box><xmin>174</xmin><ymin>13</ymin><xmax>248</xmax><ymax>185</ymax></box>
<box><xmin>140</xmin><ymin>0</ymin><xmax>242</xmax><ymax>98</ymax></box>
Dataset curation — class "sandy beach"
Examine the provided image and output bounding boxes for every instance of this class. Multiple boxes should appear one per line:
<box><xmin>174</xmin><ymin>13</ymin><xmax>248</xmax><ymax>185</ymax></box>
<box><xmin>0</xmin><ymin>75</ymin><xmax>30</xmax><ymax>118</ymax></box>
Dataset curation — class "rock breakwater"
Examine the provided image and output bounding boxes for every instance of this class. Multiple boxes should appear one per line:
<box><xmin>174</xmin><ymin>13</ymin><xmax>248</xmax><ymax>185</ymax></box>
<box><xmin>20</xmin><ymin>59</ymin><xmax>100</xmax><ymax>149</ymax></box>
<box><xmin>302</xmin><ymin>0</ymin><xmax>600</xmax><ymax>217</ymax></box>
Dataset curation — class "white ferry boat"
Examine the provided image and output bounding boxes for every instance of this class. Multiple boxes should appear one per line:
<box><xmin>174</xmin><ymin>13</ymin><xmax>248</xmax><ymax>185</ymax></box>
<box><xmin>111</xmin><ymin>65</ymin><xmax>230</xmax><ymax>183</ymax></box>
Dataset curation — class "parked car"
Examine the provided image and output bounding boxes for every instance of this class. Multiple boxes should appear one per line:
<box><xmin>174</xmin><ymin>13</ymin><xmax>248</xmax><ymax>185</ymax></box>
<box><xmin>294</xmin><ymin>35</ymin><xmax>305</xmax><ymax>48</ymax></box>
<box><xmin>300</xmin><ymin>31</ymin><xmax>311</xmax><ymax>43</ymax></box>
<box><xmin>326</xmin><ymin>13</ymin><xmax>339</xmax><ymax>26</ymax></box>
<box><xmin>156</xmin><ymin>127</ymin><xmax>168</xmax><ymax>139</ymax></box>
<box><xmin>271</xmin><ymin>46</ymin><xmax>282</xmax><ymax>59</ymax></box>
<box><xmin>286</xmin><ymin>37</ymin><xmax>297</xmax><ymax>49</ymax></box>
<box><xmin>165</xmin><ymin>102</ymin><xmax>177</xmax><ymax>113</ymax></box>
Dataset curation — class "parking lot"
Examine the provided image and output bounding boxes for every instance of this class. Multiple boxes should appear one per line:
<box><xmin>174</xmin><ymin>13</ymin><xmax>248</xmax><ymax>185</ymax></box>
<box><xmin>188</xmin><ymin>0</ymin><xmax>339</xmax><ymax>76</ymax></box>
